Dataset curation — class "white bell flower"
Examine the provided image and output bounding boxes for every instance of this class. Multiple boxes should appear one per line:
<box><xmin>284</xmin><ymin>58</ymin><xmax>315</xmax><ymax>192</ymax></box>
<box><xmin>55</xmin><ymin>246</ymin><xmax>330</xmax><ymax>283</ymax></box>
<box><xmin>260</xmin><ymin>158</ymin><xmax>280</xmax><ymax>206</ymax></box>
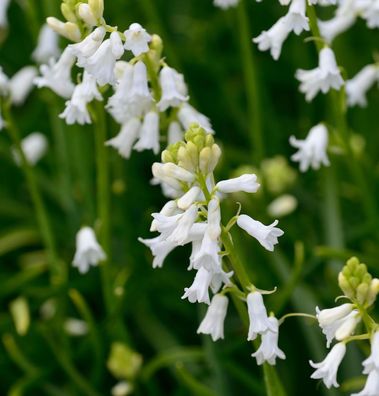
<box><xmin>157</xmin><ymin>66</ymin><xmax>189</xmax><ymax>111</ymax></box>
<box><xmin>251</xmin><ymin>317</ymin><xmax>286</xmax><ymax>365</ymax></box>
<box><xmin>9</xmin><ymin>66</ymin><xmax>37</xmax><ymax>105</ymax></box>
<box><xmin>309</xmin><ymin>342</ymin><xmax>346</xmax><ymax>389</ymax></box>
<box><xmin>237</xmin><ymin>215</ymin><xmax>284</xmax><ymax>252</ymax></box>
<box><xmin>134</xmin><ymin>111</ymin><xmax>160</xmax><ymax>155</ymax></box>
<box><xmin>193</xmin><ymin>231</ymin><xmax>221</xmax><ymax>272</ymax></box>
<box><xmin>138</xmin><ymin>234</ymin><xmax>177</xmax><ymax>268</ymax></box>
<box><xmin>83</xmin><ymin>32</ymin><xmax>124</xmax><ymax>86</ymax></box>
<box><xmin>124</xmin><ymin>23</ymin><xmax>152</xmax><ymax>56</ymax></box>
<box><xmin>197</xmin><ymin>294</ymin><xmax>229</xmax><ymax>341</ymax></box>
<box><xmin>168</xmin><ymin>121</ymin><xmax>184</xmax><ymax>144</ymax></box>
<box><xmin>216</xmin><ymin>174</ymin><xmax>260</xmax><ymax>194</ymax></box>
<box><xmin>35</xmin><ymin>47</ymin><xmax>76</xmax><ymax>99</ymax></box>
<box><xmin>72</xmin><ymin>226</ymin><xmax>106</xmax><ymax>274</ymax></box>
<box><xmin>247</xmin><ymin>292</ymin><xmax>277</xmax><ymax>341</ymax></box>
<box><xmin>182</xmin><ymin>267</ymin><xmax>213</xmax><ymax>304</ymax></box>
<box><xmin>346</xmin><ymin>64</ymin><xmax>379</xmax><ymax>107</ymax></box>
<box><xmin>106</xmin><ymin>118</ymin><xmax>141</xmax><ymax>159</ymax></box>
<box><xmin>285</xmin><ymin>0</ymin><xmax>309</xmax><ymax>35</ymax></box>
<box><xmin>289</xmin><ymin>123</ymin><xmax>330</xmax><ymax>172</ymax></box>
<box><xmin>253</xmin><ymin>17</ymin><xmax>292</xmax><ymax>61</ymax></box>
<box><xmin>32</xmin><ymin>24</ymin><xmax>60</xmax><ymax>64</ymax></box>
<box><xmin>13</xmin><ymin>132</ymin><xmax>48</xmax><ymax>166</ymax></box>
<box><xmin>296</xmin><ymin>47</ymin><xmax>344</xmax><ymax>101</ymax></box>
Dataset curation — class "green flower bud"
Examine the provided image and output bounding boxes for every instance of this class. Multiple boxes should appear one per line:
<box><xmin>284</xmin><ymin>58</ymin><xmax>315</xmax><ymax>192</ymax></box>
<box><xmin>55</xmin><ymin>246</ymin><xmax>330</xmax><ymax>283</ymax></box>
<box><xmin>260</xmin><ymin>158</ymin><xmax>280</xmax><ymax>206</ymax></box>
<box><xmin>261</xmin><ymin>156</ymin><xmax>297</xmax><ymax>195</ymax></box>
<box><xmin>9</xmin><ymin>297</ymin><xmax>30</xmax><ymax>336</ymax></box>
<box><xmin>161</xmin><ymin>149</ymin><xmax>174</xmax><ymax>164</ymax></box>
<box><xmin>356</xmin><ymin>283</ymin><xmax>369</xmax><ymax>305</ymax></box>
<box><xmin>47</xmin><ymin>17</ymin><xmax>81</xmax><ymax>42</ymax></box>
<box><xmin>61</xmin><ymin>3</ymin><xmax>78</xmax><ymax>23</ymax></box>
<box><xmin>338</xmin><ymin>272</ymin><xmax>355</xmax><ymax>300</ymax></box>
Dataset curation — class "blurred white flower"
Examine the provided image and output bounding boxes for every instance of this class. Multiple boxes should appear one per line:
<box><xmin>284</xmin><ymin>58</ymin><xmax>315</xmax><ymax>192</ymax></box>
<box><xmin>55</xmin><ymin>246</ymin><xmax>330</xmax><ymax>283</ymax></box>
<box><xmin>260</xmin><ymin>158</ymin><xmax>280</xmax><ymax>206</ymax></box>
<box><xmin>32</xmin><ymin>24</ymin><xmax>61</xmax><ymax>64</ymax></box>
<box><xmin>112</xmin><ymin>381</ymin><xmax>133</xmax><ymax>396</ymax></box>
<box><xmin>289</xmin><ymin>123</ymin><xmax>330</xmax><ymax>172</ymax></box>
<box><xmin>0</xmin><ymin>0</ymin><xmax>10</xmax><ymax>28</ymax></box>
<box><xmin>237</xmin><ymin>215</ymin><xmax>284</xmax><ymax>251</ymax></box>
<box><xmin>296</xmin><ymin>47</ymin><xmax>344</xmax><ymax>101</ymax></box>
<box><xmin>168</xmin><ymin>121</ymin><xmax>184</xmax><ymax>144</ymax></box>
<box><xmin>9</xmin><ymin>66</ymin><xmax>37</xmax><ymax>105</ymax></box>
<box><xmin>177</xmin><ymin>103</ymin><xmax>214</xmax><ymax>133</ymax></box>
<box><xmin>64</xmin><ymin>318</ymin><xmax>88</xmax><ymax>336</ymax></box>
<box><xmin>134</xmin><ymin>111</ymin><xmax>160</xmax><ymax>154</ymax></box>
<box><xmin>346</xmin><ymin>64</ymin><xmax>379</xmax><ymax>107</ymax></box>
<box><xmin>213</xmin><ymin>0</ymin><xmax>239</xmax><ymax>9</ymax></box>
<box><xmin>72</xmin><ymin>226</ymin><xmax>106</xmax><ymax>274</ymax></box>
<box><xmin>70</xmin><ymin>27</ymin><xmax>106</xmax><ymax>67</ymax></box>
<box><xmin>267</xmin><ymin>195</ymin><xmax>297</xmax><ymax>217</ymax></box>
<box><xmin>124</xmin><ymin>23</ymin><xmax>151</xmax><ymax>56</ymax></box>
<box><xmin>13</xmin><ymin>132</ymin><xmax>48</xmax><ymax>166</ymax></box>
<box><xmin>197</xmin><ymin>294</ymin><xmax>229</xmax><ymax>341</ymax></box>
<box><xmin>310</xmin><ymin>343</ymin><xmax>346</xmax><ymax>389</ymax></box>
<box><xmin>361</xmin><ymin>1</ymin><xmax>379</xmax><ymax>29</ymax></box>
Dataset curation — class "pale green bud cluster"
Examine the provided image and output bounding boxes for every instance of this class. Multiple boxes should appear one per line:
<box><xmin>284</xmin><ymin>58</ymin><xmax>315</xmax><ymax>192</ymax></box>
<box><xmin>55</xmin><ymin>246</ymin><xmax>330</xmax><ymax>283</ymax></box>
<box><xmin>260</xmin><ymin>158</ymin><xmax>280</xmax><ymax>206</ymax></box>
<box><xmin>47</xmin><ymin>0</ymin><xmax>104</xmax><ymax>42</ymax></box>
<box><xmin>261</xmin><ymin>156</ymin><xmax>297</xmax><ymax>195</ymax></box>
<box><xmin>161</xmin><ymin>124</ymin><xmax>221</xmax><ymax>175</ymax></box>
<box><xmin>338</xmin><ymin>257</ymin><xmax>379</xmax><ymax>307</ymax></box>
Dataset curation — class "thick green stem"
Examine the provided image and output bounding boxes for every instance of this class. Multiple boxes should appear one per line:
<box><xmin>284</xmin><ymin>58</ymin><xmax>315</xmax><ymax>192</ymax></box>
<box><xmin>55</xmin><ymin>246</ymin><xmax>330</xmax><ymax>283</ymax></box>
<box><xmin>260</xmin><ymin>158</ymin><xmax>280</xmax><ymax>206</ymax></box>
<box><xmin>94</xmin><ymin>103</ymin><xmax>113</xmax><ymax>315</ymax></box>
<box><xmin>237</xmin><ymin>0</ymin><xmax>264</xmax><ymax>163</ymax></box>
<box><xmin>3</xmin><ymin>105</ymin><xmax>64</xmax><ymax>285</ymax></box>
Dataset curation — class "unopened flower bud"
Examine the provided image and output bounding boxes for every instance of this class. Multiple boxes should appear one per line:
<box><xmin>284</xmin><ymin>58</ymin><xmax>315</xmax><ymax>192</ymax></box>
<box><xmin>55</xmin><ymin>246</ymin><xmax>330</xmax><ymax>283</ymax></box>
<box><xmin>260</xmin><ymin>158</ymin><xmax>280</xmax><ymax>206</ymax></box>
<box><xmin>88</xmin><ymin>0</ymin><xmax>104</xmax><ymax>20</ymax></box>
<box><xmin>47</xmin><ymin>17</ymin><xmax>81</xmax><ymax>42</ymax></box>
<box><xmin>356</xmin><ymin>282</ymin><xmax>369</xmax><ymax>306</ymax></box>
<box><xmin>199</xmin><ymin>146</ymin><xmax>212</xmax><ymax>174</ymax></box>
<box><xmin>78</xmin><ymin>3</ymin><xmax>97</xmax><ymax>26</ymax></box>
<box><xmin>178</xmin><ymin>145</ymin><xmax>196</xmax><ymax>171</ymax></box>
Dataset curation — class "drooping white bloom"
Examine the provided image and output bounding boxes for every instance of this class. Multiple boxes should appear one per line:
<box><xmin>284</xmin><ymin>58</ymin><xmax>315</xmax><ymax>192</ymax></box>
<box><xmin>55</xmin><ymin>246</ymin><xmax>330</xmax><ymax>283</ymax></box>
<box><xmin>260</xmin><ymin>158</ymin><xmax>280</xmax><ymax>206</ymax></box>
<box><xmin>316</xmin><ymin>303</ymin><xmax>354</xmax><ymax>328</ymax></box>
<box><xmin>216</xmin><ymin>174</ymin><xmax>260</xmax><ymax>194</ymax></box>
<box><xmin>177</xmin><ymin>186</ymin><xmax>201</xmax><ymax>210</ymax></box>
<box><xmin>253</xmin><ymin>17</ymin><xmax>292</xmax><ymax>61</ymax></box>
<box><xmin>193</xmin><ymin>231</ymin><xmax>221</xmax><ymax>272</ymax></box>
<box><xmin>0</xmin><ymin>0</ymin><xmax>10</xmax><ymax>28</ymax></box>
<box><xmin>60</xmin><ymin>71</ymin><xmax>102</xmax><ymax>125</ymax></box>
<box><xmin>177</xmin><ymin>104</ymin><xmax>214</xmax><ymax>133</ymax></box>
<box><xmin>247</xmin><ymin>292</ymin><xmax>276</xmax><ymax>341</ymax></box>
<box><xmin>168</xmin><ymin>121</ymin><xmax>184</xmax><ymax>144</ymax></box>
<box><xmin>362</xmin><ymin>331</ymin><xmax>379</xmax><ymax>374</ymax></box>
<box><xmin>182</xmin><ymin>266</ymin><xmax>213</xmax><ymax>304</ymax></box>
<box><xmin>9</xmin><ymin>66</ymin><xmax>37</xmax><ymax>105</ymax></box>
<box><xmin>318</xmin><ymin>12</ymin><xmax>357</xmax><ymax>44</ymax></box>
<box><xmin>213</xmin><ymin>0</ymin><xmax>239</xmax><ymax>9</ymax></box>
<box><xmin>289</xmin><ymin>123</ymin><xmax>330</xmax><ymax>172</ymax></box>
<box><xmin>138</xmin><ymin>234</ymin><xmax>177</xmax><ymax>268</ymax></box>
<box><xmin>152</xmin><ymin>162</ymin><xmax>195</xmax><ymax>184</ymax></box>
<box><xmin>296</xmin><ymin>47</ymin><xmax>344</xmax><ymax>101</ymax></box>
<box><xmin>106</xmin><ymin>118</ymin><xmax>141</xmax><ymax>159</ymax></box>
<box><xmin>310</xmin><ymin>343</ymin><xmax>346</xmax><ymax>389</ymax></box>
<box><xmin>35</xmin><ymin>47</ymin><xmax>76</xmax><ymax>99</ymax></box>
<box><xmin>32</xmin><ymin>24</ymin><xmax>60</xmax><ymax>64</ymax></box>
<box><xmin>82</xmin><ymin>31</ymin><xmax>124</xmax><ymax>86</ymax></box>
<box><xmin>70</xmin><ymin>27</ymin><xmax>106</xmax><ymax>67</ymax></box>
<box><xmin>157</xmin><ymin>66</ymin><xmax>189</xmax><ymax>111</ymax></box>
<box><xmin>72</xmin><ymin>226</ymin><xmax>106</xmax><ymax>274</ymax></box>
<box><xmin>285</xmin><ymin>0</ymin><xmax>309</xmax><ymax>35</ymax></box>
<box><xmin>134</xmin><ymin>111</ymin><xmax>160</xmax><ymax>154</ymax></box>
<box><xmin>251</xmin><ymin>317</ymin><xmax>286</xmax><ymax>365</ymax></box>
<box><xmin>346</xmin><ymin>65</ymin><xmax>379</xmax><ymax>107</ymax></box>
<box><xmin>267</xmin><ymin>194</ymin><xmax>298</xmax><ymax>217</ymax></box>
<box><xmin>13</xmin><ymin>132</ymin><xmax>48</xmax><ymax>166</ymax></box>
<box><xmin>123</xmin><ymin>23</ymin><xmax>152</xmax><ymax>56</ymax></box>
<box><xmin>237</xmin><ymin>215</ymin><xmax>284</xmax><ymax>252</ymax></box>
<box><xmin>197</xmin><ymin>294</ymin><xmax>229</xmax><ymax>341</ymax></box>
<box><xmin>352</xmin><ymin>369</ymin><xmax>379</xmax><ymax>396</ymax></box>
<box><xmin>150</xmin><ymin>200</ymin><xmax>179</xmax><ymax>232</ymax></box>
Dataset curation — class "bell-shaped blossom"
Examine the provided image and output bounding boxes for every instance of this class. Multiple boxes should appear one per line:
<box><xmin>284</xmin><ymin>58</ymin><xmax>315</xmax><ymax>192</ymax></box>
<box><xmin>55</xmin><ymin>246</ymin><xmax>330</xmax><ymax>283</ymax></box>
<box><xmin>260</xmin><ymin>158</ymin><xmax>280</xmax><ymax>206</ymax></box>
<box><xmin>352</xmin><ymin>369</ymin><xmax>379</xmax><ymax>396</ymax></box>
<box><xmin>316</xmin><ymin>303</ymin><xmax>354</xmax><ymax>328</ymax></box>
<box><xmin>0</xmin><ymin>0</ymin><xmax>10</xmax><ymax>28</ymax></box>
<box><xmin>60</xmin><ymin>71</ymin><xmax>102</xmax><ymax>125</ymax></box>
<box><xmin>289</xmin><ymin>123</ymin><xmax>330</xmax><ymax>172</ymax></box>
<box><xmin>213</xmin><ymin>0</ymin><xmax>239</xmax><ymax>9</ymax></box>
<box><xmin>182</xmin><ymin>266</ymin><xmax>213</xmax><ymax>304</ymax></box>
<box><xmin>35</xmin><ymin>47</ymin><xmax>76</xmax><ymax>99</ymax></box>
<box><xmin>346</xmin><ymin>64</ymin><xmax>379</xmax><ymax>107</ymax></box>
<box><xmin>216</xmin><ymin>174</ymin><xmax>260</xmax><ymax>194</ymax></box>
<box><xmin>106</xmin><ymin>118</ymin><xmax>141</xmax><ymax>159</ymax></box>
<box><xmin>177</xmin><ymin>104</ymin><xmax>214</xmax><ymax>133</ymax></box>
<box><xmin>310</xmin><ymin>343</ymin><xmax>346</xmax><ymax>389</ymax></box>
<box><xmin>9</xmin><ymin>66</ymin><xmax>37</xmax><ymax>105</ymax></box>
<box><xmin>285</xmin><ymin>0</ymin><xmax>309</xmax><ymax>35</ymax></box>
<box><xmin>193</xmin><ymin>231</ymin><xmax>221</xmax><ymax>272</ymax></box>
<box><xmin>152</xmin><ymin>162</ymin><xmax>195</xmax><ymax>185</ymax></box>
<box><xmin>362</xmin><ymin>331</ymin><xmax>379</xmax><ymax>374</ymax></box>
<box><xmin>251</xmin><ymin>317</ymin><xmax>286</xmax><ymax>365</ymax></box>
<box><xmin>13</xmin><ymin>132</ymin><xmax>48</xmax><ymax>166</ymax></box>
<box><xmin>83</xmin><ymin>32</ymin><xmax>124</xmax><ymax>86</ymax></box>
<box><xmin>134</xmin><ymin>111</ymin><xmax>160</xmax><ymax>154</ymax></box>
<box><xmin>157</xmin><ymin>66</ymin><xmax>189</xmax><ymax>111</ymax></box>
<box><xmin>124</xmin><ymin>23</ymin><xmax>152</xmax><ymax>56</ymax></box>
<box><xmin>72</xmin><ymin>226</ymin><xmax>106</xmax><ymax>274</ymax></box>
<box><xmin>168</xmin><ymin>121</ymin><xmax>184</xmax><ymax>144</ymax></box>
<box><xmin>253</xmin><ymin>17</ymin><xmax>292</xmax><ymax>61</ymax></box>
<box><xmin>247</xmin><ymin>292</ymin><xmax>276</xmax><ymax>341</ymax></box>
<box><xmin>138</xmin><ymin>234</ymin><xmax>177</xmax><ymax>268</ymax></box>
<box><xmin>32</xmin><ymin>24</ymin><xmax>60</xmax><ymax>64</ymax></box>
<box><xmin>318</xmin><ymin>12</ymin><xmax>357</xmax><ymax>44</ymax></box>
<box><xmin>237</xmin><ymin>215</ymin><xmax>283</xmax><ymax>252</ymax></box>
<box><xmin>296</xmin><ymin>47</ymin><xmax>344</xmax><ymax>101</ymax></box>
<box><xmin>197</xmin><ymin>294</ymin><xmax>229</xmax><ymax>341</ymax></box>
<box><xmin>70</xmin><ymin>27</ymin><xmax>106</xmax><ymax>67</ymax></box>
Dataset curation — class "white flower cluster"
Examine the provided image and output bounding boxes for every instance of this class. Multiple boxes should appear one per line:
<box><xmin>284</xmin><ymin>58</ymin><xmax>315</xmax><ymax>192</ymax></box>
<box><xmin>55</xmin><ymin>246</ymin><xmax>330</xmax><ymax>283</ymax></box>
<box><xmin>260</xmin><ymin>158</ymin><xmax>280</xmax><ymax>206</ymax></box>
<box><xmin>139</xmin><ymin>125</ymin><xmax>285</xmax><ymax>364</ymax></box>
<box><xmin>35</xmin><ymin>3</ymin><xmax>212</xmax><ymax>159</ymax></box>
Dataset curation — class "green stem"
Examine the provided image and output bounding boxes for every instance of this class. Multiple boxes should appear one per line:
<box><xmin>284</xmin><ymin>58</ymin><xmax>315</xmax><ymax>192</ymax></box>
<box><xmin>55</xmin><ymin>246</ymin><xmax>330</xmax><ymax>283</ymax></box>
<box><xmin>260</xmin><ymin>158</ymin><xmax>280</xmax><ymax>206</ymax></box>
<box><xmin>3</xmin><ymin>104</ymin><xmax>64</xmax><ymax>285</ymax></box>
<box><xmin>237</xmin><ymin>0</ymin><xmax>264</xmax><ymax>163</ymax></box>
<box><xmin>94</xmin><ymin>102</ymin><xmax>113</xmax><ymax>315</ymax></box>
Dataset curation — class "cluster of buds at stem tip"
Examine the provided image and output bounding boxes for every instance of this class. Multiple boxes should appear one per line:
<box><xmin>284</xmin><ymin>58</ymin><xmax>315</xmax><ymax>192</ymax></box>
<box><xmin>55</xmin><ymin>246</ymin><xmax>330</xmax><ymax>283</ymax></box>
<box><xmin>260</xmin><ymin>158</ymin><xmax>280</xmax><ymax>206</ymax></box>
<box><xmin>139</xmin><ymin>124</ymin><xmax>284</xmax><ymax>364</ymax></box>
<box><xmin>310</xmin><ymin>256</ymin><xmax>379</xmax><ymax>391</ymax></box>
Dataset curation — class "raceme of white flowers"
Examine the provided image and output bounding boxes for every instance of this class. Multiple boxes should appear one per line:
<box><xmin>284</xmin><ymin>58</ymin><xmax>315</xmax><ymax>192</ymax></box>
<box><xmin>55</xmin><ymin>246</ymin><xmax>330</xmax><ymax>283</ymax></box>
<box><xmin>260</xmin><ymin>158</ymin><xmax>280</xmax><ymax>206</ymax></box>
<box><xmin>139</xmin><ymin>125</ymin><xmax>285</xmax><ymax>365</ymax></box>
<box><xmin>35</xmin><ymin>3</ymin><xmax>212</xmax><ymax>159</ymax></box>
